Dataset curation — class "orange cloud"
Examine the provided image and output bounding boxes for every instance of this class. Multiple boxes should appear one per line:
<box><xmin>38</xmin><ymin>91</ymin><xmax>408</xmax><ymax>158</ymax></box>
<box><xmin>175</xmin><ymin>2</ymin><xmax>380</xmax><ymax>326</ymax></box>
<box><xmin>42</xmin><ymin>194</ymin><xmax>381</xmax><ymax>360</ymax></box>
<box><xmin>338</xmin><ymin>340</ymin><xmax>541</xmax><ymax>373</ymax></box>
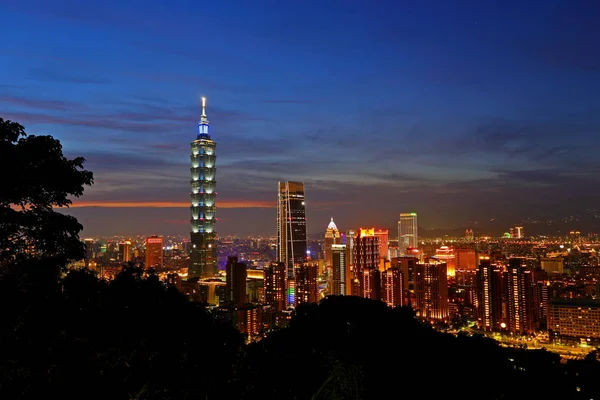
<box><xmin>70</xmin><ymin>200</ymin><xmax>274</xmax><ymax>208</ymax></box>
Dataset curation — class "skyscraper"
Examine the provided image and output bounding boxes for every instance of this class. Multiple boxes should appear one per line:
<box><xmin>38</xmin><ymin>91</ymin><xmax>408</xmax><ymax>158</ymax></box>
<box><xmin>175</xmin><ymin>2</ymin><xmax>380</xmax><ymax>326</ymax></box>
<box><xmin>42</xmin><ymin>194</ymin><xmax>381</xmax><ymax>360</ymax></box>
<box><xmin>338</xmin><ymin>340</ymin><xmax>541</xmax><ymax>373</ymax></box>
<box><xmin>225</xmin><ymin>256</ymin><xmax>247</xmax><ymax>307</ymax></box>
<box><xmin>277</xmin><ymin>181</ymin><xmax>307</xmax><ymax>278</ymax></box>
<box><xmin>414</xmin><ymin>261</ymin><xmax>448</xmax><ymax>320</ymax></box>
<box><xmin>331</xmin><ymin>244</ymin><xmax>348</xmax><ymax>295</ymax></box>
<box><xmin>295</xmin><ymin>263</ymin><xmax>318</xmax><ymax>306</ymax></box>
<box><xmin>118</xmin><ymin>241</ymin><xmax>131</xmax><ymax>263</ymax></box>
<box><xmin>398</xmin><ymin>212</ymin><xmax>418</xmax><ymax>255</ymax></box>
<box><xmin>323</xmin><ymin>217</ymin><xmax>341</xmax><ymax>268</ymax></box>
<box><xmin>374</xmin><ymin>229</ymin><xmax>389</xmax><ymax>260</ymax></box>
<box><xmin>145</xmin><ymin>236</ymin><xmax>163</xmax><ymax>268</ymax></box>
<box><xmin>353</xmin><ymin>228</ymin><xmax>380</xmax><ymax>298</ymax></box>
<box><xmin>264</xmin><ymin>262</ymin><xmax>287</xmax><ymax>311</ymax></box>
<box><xmin>189</xmin><ymin>97</ymin><xmax>218</xmax><ymax>279</ymax></box>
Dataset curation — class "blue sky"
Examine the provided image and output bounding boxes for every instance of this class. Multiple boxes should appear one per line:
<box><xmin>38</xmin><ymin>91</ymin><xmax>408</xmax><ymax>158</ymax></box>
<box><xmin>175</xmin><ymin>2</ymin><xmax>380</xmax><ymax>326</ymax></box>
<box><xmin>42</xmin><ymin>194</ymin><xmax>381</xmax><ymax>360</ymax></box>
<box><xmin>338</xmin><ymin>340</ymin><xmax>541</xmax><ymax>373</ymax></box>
<box><xmin>1</xmin><ymin>0</ymin><xmax>599</xmax><ymax>236</ymax></box>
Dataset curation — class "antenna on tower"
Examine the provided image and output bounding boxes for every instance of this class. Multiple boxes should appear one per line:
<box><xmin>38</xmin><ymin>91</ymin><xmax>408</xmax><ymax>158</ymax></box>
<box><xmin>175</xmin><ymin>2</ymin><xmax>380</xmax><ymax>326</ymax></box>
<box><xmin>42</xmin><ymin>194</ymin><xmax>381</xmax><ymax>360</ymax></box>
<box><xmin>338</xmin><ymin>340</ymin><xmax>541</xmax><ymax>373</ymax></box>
<box><xmin>201</xmin><ymin>97</ymin><xmax>207</xmax><ymax>118</ymax></box>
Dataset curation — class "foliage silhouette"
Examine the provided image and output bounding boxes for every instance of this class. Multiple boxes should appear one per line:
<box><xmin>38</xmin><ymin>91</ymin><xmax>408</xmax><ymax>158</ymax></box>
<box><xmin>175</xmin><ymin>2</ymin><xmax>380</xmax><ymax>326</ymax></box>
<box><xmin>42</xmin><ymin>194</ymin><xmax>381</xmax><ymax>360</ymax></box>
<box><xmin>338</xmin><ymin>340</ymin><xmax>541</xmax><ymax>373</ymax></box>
<box><xmin>0</xmin><ymin>118</ymin><xmax>93</xmax><ymax>264</ymax></box>
<box><xmin>0</xmin><ymin>261</ymin><xmax>243</xmax><ymax>400</ymax></box>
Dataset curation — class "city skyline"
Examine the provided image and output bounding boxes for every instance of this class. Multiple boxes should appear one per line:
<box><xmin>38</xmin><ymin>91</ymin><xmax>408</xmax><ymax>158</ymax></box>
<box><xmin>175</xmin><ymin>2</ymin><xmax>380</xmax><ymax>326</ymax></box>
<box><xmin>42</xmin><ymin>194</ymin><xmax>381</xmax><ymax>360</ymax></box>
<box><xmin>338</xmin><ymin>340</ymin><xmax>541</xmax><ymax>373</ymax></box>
<box><xmin>2</xmin><ymin>0</ymin><xmax>600</xmax><ymax>236</ymax></box>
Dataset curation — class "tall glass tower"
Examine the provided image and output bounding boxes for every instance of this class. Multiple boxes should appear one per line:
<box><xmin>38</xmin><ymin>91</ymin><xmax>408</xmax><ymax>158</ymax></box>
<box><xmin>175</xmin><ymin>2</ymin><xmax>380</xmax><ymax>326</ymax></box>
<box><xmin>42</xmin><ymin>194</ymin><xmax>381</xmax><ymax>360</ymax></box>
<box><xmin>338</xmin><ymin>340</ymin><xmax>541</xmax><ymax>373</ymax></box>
<box><xmin>189</xmin><ymin>97</ymin><xmax>217</xmax><ymax>279</ymax></box>
<box><xmin>398</xmin><ymin>212</ymin><xmax>418</xmax><ymax>255</ymax></box>
<box><xmin>277</xmin><ymin>181</ymin><xmax>307</xmax><ymax>278</ymax></box>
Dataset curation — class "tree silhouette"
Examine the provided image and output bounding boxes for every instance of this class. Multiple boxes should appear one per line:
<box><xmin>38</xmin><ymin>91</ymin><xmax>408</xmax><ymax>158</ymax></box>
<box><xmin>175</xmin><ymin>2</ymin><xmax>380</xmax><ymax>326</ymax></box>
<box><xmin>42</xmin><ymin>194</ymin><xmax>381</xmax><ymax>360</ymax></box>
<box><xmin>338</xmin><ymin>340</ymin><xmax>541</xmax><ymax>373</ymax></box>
<box><xmin>0</xmin><ymin>118</ymin><xmax>93</xmax><ymax>264</ymax></box>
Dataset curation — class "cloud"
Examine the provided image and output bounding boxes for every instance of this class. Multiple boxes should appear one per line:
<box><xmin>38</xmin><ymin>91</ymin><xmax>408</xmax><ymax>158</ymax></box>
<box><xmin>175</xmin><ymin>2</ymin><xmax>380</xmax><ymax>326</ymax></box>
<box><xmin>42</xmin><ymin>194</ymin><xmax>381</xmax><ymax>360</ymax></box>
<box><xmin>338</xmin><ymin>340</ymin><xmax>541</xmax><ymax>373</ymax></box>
<box><xmin>27</xmin><ymin>67</ymin><xmax>111</xmax><ymax>84</ymax></box>
<box><xmin>69</xmin><ymin>200</ymin><xmax>274</xmax><ymax>208</ymax></box>
<box><xmin>0</xmin><ymin>94</ymin><xmax>87</xmax><ymax>111</ymax></box>
<box><xmin>261</xmin><ymin>99</ymin><xmax>312</xmax><ymax>104</ymax></box>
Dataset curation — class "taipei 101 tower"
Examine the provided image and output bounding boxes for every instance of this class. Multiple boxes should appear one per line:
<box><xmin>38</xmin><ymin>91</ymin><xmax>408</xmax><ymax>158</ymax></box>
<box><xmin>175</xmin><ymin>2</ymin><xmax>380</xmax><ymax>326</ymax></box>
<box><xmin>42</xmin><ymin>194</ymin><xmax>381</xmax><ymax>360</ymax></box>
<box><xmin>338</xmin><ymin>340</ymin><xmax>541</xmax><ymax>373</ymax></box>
<box><xmin>188</xmin><ymin>97</ymin><xmax>218</xmax><ymax>279</ymax></box>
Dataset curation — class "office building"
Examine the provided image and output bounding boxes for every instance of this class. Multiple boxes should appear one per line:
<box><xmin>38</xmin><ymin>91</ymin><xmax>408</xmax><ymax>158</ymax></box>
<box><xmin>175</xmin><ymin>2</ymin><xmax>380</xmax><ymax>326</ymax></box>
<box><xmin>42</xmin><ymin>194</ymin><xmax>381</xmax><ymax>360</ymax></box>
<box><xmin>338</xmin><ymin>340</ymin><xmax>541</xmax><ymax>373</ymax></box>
<box><xmin>331</xmin><ymin>244</ymin><xmax>348</xmax><ymax>295</ymax></box>
<box><xmin>398</xmin><ymin>212</ymin><xmax>418</xmax><ymax>255</ymax></box>
<box><xmin>145</xmin><ymin>236</ymin><xmax>163</xmax><ymax>268</ymax></box>
<box><xmin>353</xmin><ymin>228</ymin><xmax>379</xmax><ymax>298</ymax></box>
<box><xmin>323</xmin><ymin>218</ymin><xmax>341</xmax><ymax>268</ymax></box>
<box><xmin>541</xmin><ymin>257</ymin><xmax>564</xmax><ymax>274</ymax></box>
<box><xmin>189</xmin><ymin>97</ymin><xmax>218</xmax><ymax>279</ymax></box>
<box><xmin>374</xmin><ymin>229</ymin><xmax>389</xmax><ymax>260</ymax></box>
<box><xmin>118</xmin><ymin>241</ymin><xmax>132</xmax><ymax>263</ymax></box>
<box><xmin>277</xmin><ymin>181</ymin><xmax>307</xmax><ymax>278</ymax></box>
<box><xmin>455</xmin><ymin>248</ymin><xmax>477</xmax><ymax>270</ymax></box>
<box><xmin>548</xmin><ymin>299</ymin><xmax>600</xmax><ymax>345</ymax></box>
<box><xmin>225</xmin><ymin>256</ymin><xmax>247</xmax><ymax>307</ymax></box>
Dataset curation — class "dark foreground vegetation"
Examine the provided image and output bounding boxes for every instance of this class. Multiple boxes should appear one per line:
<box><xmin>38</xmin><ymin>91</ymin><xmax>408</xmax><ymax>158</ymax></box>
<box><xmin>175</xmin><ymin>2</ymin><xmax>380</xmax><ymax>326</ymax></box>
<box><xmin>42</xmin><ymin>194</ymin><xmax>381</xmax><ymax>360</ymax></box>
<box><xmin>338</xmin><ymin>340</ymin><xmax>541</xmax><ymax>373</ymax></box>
<box><xmin>3</xmin><ymin>118</ymin><xmax>600</xmax><ymax>400</ymax></box>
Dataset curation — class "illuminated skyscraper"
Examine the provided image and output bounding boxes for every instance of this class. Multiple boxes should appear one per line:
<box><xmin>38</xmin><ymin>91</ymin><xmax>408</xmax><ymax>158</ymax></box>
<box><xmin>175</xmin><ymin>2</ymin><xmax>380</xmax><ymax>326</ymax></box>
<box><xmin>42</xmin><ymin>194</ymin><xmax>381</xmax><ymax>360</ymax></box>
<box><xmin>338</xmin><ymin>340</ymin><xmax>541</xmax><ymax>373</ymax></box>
<box><xmin>189</xmin><ymin>97</ymin><xmax>218</xmax><ymax>279</ymax></box>
<box><xmin>414</xmin><ymin>261</ymin><xmax>448</xmax><ymax>320</ymax></box>
<box><xmin>506</xmin><ymin>258</ymin><xmax>535</xmax><ymax>335</ymax></box>
<box><xmin>382</xmin><ymin>267</ymin><xmax>404</xmax><ymax>307</ymax></box>
<box><xmin>295</xmin><ymin>263</ymin><xmax>318</xmax><ymax>306</ymax></box>
<box><xmin>264</xmin><ymin>262</ymin><xmax>287</xmax><ymax>311</ymax></box>
<box><xmin>323</xmin><ymin>218</ymin><xmax>340</xmax><ymax>268</ymax></box>
<box><xmin>277</xmin><ymin>181</ymin><xmax>307</xmax><ymax>278</ymax></box>
<box><xmin>331</xmin><ymin>244</ymin><xmax>348</xmax><ymax>295</ymax></box>
<box><xmin>145</xmin><ymin>236</ymin><xmax>163</xmax><ymax>268</ymax></box>
<box><xmin>374</xmin><ymin>229</ymin><xmax>389</xmax><ymax>260</ymax></box>
<box><xmin>353</xmin><ymin>228</ymin><xmax>380</xmax><ymax>299</ymax></box>
<box><xmin>398</xmin><ymin>212</ymin><xmax>418</xmax><ymax>255</ymax></box>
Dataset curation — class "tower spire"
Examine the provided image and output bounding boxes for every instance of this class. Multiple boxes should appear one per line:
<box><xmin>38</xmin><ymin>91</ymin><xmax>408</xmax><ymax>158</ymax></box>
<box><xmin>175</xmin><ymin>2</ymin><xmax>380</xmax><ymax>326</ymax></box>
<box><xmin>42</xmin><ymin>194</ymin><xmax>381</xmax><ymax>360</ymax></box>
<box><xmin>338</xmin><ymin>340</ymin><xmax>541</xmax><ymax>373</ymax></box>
<box><xmin>197</xmin><ymin>96</ymin><xmax>210</xmax><ymax>137</ymax></box>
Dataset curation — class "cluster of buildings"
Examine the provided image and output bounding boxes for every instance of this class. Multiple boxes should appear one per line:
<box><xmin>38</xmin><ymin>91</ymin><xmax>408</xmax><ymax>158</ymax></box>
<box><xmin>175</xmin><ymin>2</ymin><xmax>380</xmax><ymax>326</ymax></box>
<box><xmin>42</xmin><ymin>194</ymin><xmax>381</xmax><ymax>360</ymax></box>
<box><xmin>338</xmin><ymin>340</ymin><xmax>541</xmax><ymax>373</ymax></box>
<box><xmin>79</xmin><ymin>98</ymin><xmax>600</xmax><ymax>346</ymax></box>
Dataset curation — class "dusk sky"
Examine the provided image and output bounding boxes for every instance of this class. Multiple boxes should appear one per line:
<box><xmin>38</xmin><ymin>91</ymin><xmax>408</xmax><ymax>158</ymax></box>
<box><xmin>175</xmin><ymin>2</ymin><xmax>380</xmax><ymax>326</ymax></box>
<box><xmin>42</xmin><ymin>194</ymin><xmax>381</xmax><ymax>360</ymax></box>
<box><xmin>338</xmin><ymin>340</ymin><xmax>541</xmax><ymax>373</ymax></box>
<box><xmin>2</xmin><ymin>0</ymin><xmax>599</xmax><ymax>237</ymax></box>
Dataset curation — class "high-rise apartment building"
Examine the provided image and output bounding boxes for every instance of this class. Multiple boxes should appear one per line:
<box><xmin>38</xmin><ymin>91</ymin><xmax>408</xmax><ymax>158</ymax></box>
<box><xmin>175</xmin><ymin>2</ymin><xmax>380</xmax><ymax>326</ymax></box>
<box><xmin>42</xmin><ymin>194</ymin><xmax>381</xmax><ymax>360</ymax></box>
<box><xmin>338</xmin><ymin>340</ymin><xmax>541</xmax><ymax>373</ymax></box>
<box><xmin>476</xmin><ymin>256</ymin><xmax>505</xmax><ymax>331</ymax></box>
<box><xmin>331</xmin><ymin>244</ymin><xmax>348</xmax><ymax>295</ymax></box>
<box><xmin>264</xmin><ymin>262</ymin><xmax>287</xmax><ymax>311</ymax></box>
<box><xmin>145</xmin><ymin>236</ymin><xmax>163</xmax><ymax>268</ymax></box>
<box><xmin>277</xmin><ymin>181</ymin><xmax>307</xmax><ymax>278</ymax></box>
<box><xmin>118</xmin><ymin>241</ymin><xmax>131</xmax><ymax>263</ymax></box>
<box><xmin>414</xmin><ymin>261</ymin><xmax>448</xmax><ymax>320</ymax></box>
<box><xmin>225</xmin><ymin>256</ymin><xmax>247</xmax><ymax>307</ymax></box>
<box><xmin>382</xmin><ymin>267</ymin><xmax>404</xmax><ymax>307</ymax></box>
<box><xmin>189</xmin><ymin>97</ymin><xmax>218</xmax><ymax>279</ymax></box>
<box><xmin>398</xmin><ymin>212</ymin><xmax>418</xmax><ymax>255</ymax></box>
<box><xmin>506</xmin><ymin>258</ymin><xmax>535</xmax><ymax>335</ymax></box>
<box><xmin>323</xmin><ymin>218</ymin><xmax>341</xmax><ymax>268</ymax></box>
